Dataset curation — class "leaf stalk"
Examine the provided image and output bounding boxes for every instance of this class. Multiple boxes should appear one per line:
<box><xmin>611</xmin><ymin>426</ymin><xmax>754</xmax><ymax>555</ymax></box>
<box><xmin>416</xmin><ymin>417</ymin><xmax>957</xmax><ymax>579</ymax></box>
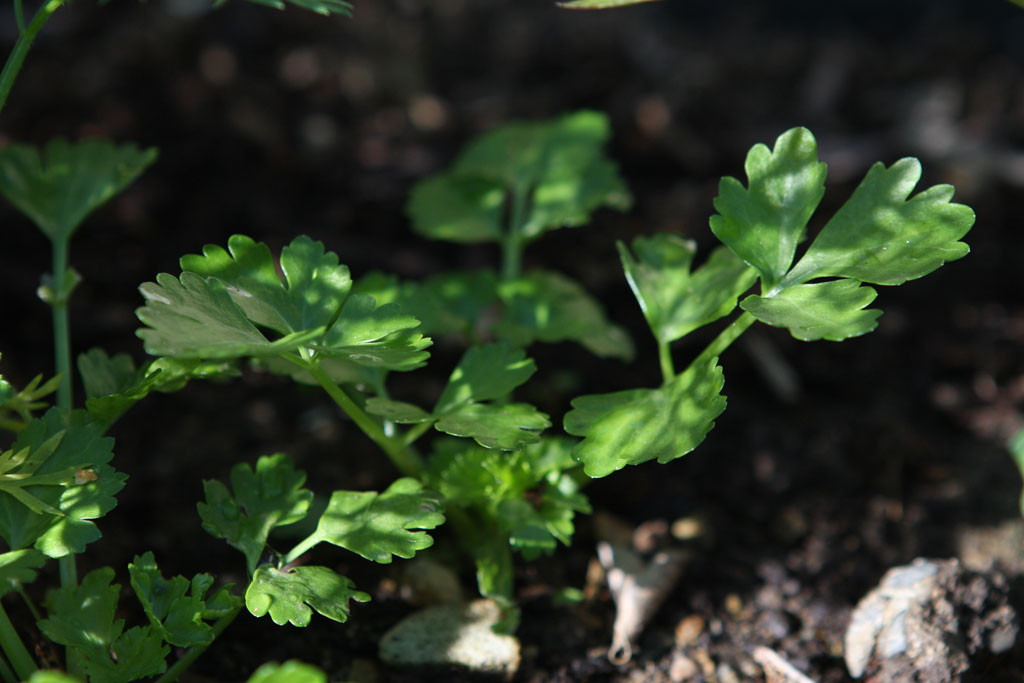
<box><xmin>153</xmin><ymin>602</ymin><xmax>242</xmax><ymax>683</ymax></box>
<box><xmin>0</xmin><ymin>601</ymin><xmax>36</xmax><ymax>681</ymax></box>
<box><xmin>0</xmin><ymin>0</ymin><xmax>64</xmax><ymax>116</ymax></box>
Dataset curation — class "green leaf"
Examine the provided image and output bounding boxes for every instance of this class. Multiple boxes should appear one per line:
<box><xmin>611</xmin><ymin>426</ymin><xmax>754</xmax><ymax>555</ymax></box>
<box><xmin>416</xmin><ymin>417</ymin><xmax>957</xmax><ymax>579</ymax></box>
<box><xmin>0</xmin><ymin>408</ymin><xmax>124</xmax><ymax>556</ymax></box>
<box><xmin>39</xmin><ymin>567</ymin><xmax>169</xmax><ymax>683</ymax></box>
<box><xmin>128</xmin><ymin>551</ymin><xmax>241</xmax><ymax>647</ymax></box>
<box><xmin>228</xmin><ymin>0</ymin><xmax>353</xmax><ymax>17</ymax></box>
<box><xmin>498</xmin><ymin>485</ymin><xmax>590</xmax><ymax>560</ymax></box>
<box><xmin>782</xmin><ymin>158</ymin><xmax>975</xmax><ymax>288</ymax></box>
<box><xmin>0</xmin><ymin>359</ymin><xmax>60</xmax><ymax>429</ymax></box>
<box><xmin>495</xmin><ymin>269</ymin><xmax>634</xmax><ymax>360</ymax></box>
<box><xmin>364</xmin><ymin>398</ymin><xmax>433</xmax><ymax>423</ymax></box>
<box><xmin>1007</xmin><ymin>429</ymin><xmax>1024</xmax><ymax>516</ymax></box>
<box><xmin>0</xmin><ymin>548</ymin><xmax>46</xmax><ymax>596</ymax></box>
<box><xmin>318</xmin><ymin>293</ymin><xmax>430</xmax><ymax>371</ymax></box>
<box><xmin>618</xmin><ymin>237</ymin><xmax>758</xmax><ymax>343</ymax></box>
<box><xmin>181</xmin><ymin>235</ymin><xmax>352</xmax><ymax>338</ymax></box>
<box><xmin>198</xmin><ymin>454</ymin><xmax>313</xmax><ymax>574</ymax></box>
<box><xmin>740</xmin><ymin>280</ymin><xmax>881</xmax><ymax>341</ymax></box>
<box><xmin>408</xmin><ymin>110</ymin><xmax>631</xmax><ymax>243</ymax></box>
<box><xmin>78</xmin><ymin>348</ymin><xmax>238</xmax><ymax>427</ymax></box>
<box><xmin>300</xmin><ymin>478</ymin><xmax>444</xmax><ymax>563</ymax></box>
<box><xmin>28</xmin><ymin>672</ymin><xmax>82</xmax><ymax>683</ymax></box>
<box><xmin>420</xmin><ymin>270</ymin><xmax>501</xmax><ymax>340</ymax></box>
<box><xmin>137</xmin><ymin>272</ymin><xmax>324</xmax><ymax>358</ymax></box>
<box><xmin>0</xmin><ymin>139</ymin><xmax>157</xmax><ymax>244</ymax></box>
<box><xmin>565</xmin><ymin>356</ymin><xmax>727</xmax><ymax>477</ymax></box>
<box><xmin>435</xmin><ymin>403</ymin><xmax>550</xmax><ymax>450</ymax></box>
<box><xmin>407</xmin><ymin>174</ymin><xmax>506</xmax><ymax>243</ymax></box>
<box><xmin>245</xmin><ymin>564</ymin><xmax>370</xmax><ymax>626</ymax></box>
<box><xmin>435</xmin><ymin>343</ymin><xmax>537</xmax><ymax>414</ymax></box>
<box><xmin>709</xmin><ymin>127</ymin><xmax>827</xmax><ymax>289</ymax></box>
<box><xmin>247</xmin><ymin>661</ymin><xmax>327</xmax><ymax>683</ymax></box>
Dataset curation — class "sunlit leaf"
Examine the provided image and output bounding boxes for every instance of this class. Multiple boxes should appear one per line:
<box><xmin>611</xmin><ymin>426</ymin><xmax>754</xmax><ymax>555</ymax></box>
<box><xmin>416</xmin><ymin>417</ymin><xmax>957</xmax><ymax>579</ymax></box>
<box><xmin>245</xmin><ymin>564</ymin><xmax>370</xmax><ymax>626</ymax></box>
<box><xmin>740</xmin><ymin>280</ymin><xmax>881</xmax><ymax>341</ymax></box>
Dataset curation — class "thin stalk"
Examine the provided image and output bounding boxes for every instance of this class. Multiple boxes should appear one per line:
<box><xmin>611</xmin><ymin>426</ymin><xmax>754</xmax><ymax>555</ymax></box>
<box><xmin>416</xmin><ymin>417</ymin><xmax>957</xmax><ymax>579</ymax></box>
<box><xmin>401</xmin><ymin>420</ymin><xmax>434</xmax><ymax>449</ymax></box>
<box><xmin>13</xmin><ymin>0</ymin><xmax>25</xmax><ymax>34</ymax></box>
<box><xmin>0</xmin><ymin>653</ymin><xmax>16</xmax><ymax>683</ymax></box>
<box><xmin>153</xmin><ymin>604</ymin><xmax>241</xmax><ymax>683</ymax></box>
<box><xmin>501</xmin><ymin>187</ymin><xmax>530</xmax><ymax>282</ymax></box>
<box><xmin>0</xmin><ymin>602</ymin><xmax>36</xmax><ymax>681</ymax></box>
<box><xmin>0</xmin><ymin>0</ymin><xmax>64</xmax><ymax>115</ymax></box>
<box><xmin>301</xmin><ymin>362</ymin><xmax>424</xmax><ymax>479</ymax></box>
<box><xmin>657</xmin><ymin>339</ymin><xmax>674</xmax><ymax>385</ymax></box>
<box><xmin>694</xmin><ymin>312</ymin><xmax>757</xmax><ymax>367</ymax></box>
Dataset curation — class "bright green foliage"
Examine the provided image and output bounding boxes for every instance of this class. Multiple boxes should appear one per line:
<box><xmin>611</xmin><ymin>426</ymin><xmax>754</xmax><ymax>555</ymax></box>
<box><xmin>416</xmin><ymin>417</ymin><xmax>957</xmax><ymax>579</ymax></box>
<box><xmin>128</xmin><ymin>551</ymin><xmax>242</xmax><ymax>647</ymax></box>
<box><xmin>245</xmin><ymin>564</ymin><xmax>370</xmax><ymax>626</ymax></box>
<box><xmin>78</xmin><ymin>348</ymin><xmax>238</xmax><ymax>427</ymax></box>
<box><xmin>0</xmin><ymin>139</ymin><xmax>156</xmax><ymax>246</ymax></box>
<box><xmin>301</xmin><ymin>478</ymin><xmax>444</xmax><ymax>564</ymax></box>
<box><xmin>137</xmin><ymin>235</ymin><xmax>430</xmax><ymax>370</ymax></box>
<box><xmin>27</xmin><ymin>672</ymin><xmax>82</xmax><ymax>683</ymax></box>
<box><xmin>565</xmin><ymin>357</ymin><xmax>727</xmax><ymax>477</ymax></box>
<box><xmin>710</xmin><ymin>128</ymin><xmax>826</xmax><ymax>291</ymax></box>
<box><xmin>618</xmin><ymin>237</ymin><xmax>758</xmax><ymax>343</ymax></box>
<box><xmin>0</xmin><ymin>548</ymin><xmax>45</xmax><ymax>595</ymax></box>
<box><xmin>430</xmin><ymin>438</ymin><xmax>590</xmax><ymax>561</ymax></box>
<box><xmin>0</xmin><ymin>353</ymin><xmax>61</xmax><ymax>431</ymax></box>
<box><xmin>0</xmin><ymin>407</ymin><xmax>124</xmax><ymax>556</ymax></box>
<box><xmin>709</xmin><ymin>127</ymin><xmax>973</xmax><ymax>340</ymax></box>
<box><xmin>198</xmin><ymin>454</ymin><xmax>313</xmax><ymax>575</ymax></box>
<box><xmin>740</xmin><ymin>280</ymin><xmax>881</xmax><ymax>341</ymax></box>
<box><xmin>39</xmin><ymin>568</ymin><xmax>169</xmax><ymax>683</ymax></box>
<box><xmin>408</xmin><ymin>110</ymin><xmax>631</xmax><ymax>244</ymax></box>
<box><xmin>247</xmin><ymin>661</ymin><xmax>327</xmax><ymax>683</ymax></box>
<box><xmin>366</xmin><ymin>343</ymin><xmax>551</xmax><ymax>450</ymax></box>
<box><xmin>495</xmin><ymin>270</ymin><xmax>634</xmax><ymax>359</ymax></box>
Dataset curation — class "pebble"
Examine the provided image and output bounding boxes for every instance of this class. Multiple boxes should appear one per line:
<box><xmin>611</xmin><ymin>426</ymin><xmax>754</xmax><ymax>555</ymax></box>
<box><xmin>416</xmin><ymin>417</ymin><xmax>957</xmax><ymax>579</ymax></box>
<box><xmin>668</xmin><ymin>652</ymin><xmax>698</xmax><ymax>681</ymax></box>
<box><xmin>673</xmin><ymin>614</ymin><xmax>705</xmax><ymax>648</ymax></box>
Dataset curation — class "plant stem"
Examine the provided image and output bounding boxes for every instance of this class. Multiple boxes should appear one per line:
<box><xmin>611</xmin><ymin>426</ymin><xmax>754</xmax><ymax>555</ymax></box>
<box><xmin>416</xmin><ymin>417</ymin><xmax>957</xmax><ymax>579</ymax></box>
<box><xmin>694</xmin><ymin>312</ymin><xmax>756</xmax><ymax>367</ymax></box>
<box><xmin>0</xmin><ymin>0</ymin><xmax>64</xmax><ymax>116</ymax></box>
<box><xmin>0</xmin><ymin>602</ymin><xmax>36</xmax><ymax>681</ymax></box>
<box><xmin>302</xmin><ymin>363</ymin><xmax>424</xmax><ymax>479</ymax></box>
<box><xmin>0</xmin><ymin>653</ymin><xmax>16</xmax><ymax>683</ymax></box>
<box><xmin>501</xmin><ymin>187</ymin><xmax>529</xmax><ymax>282</ymax></box>
<box><xmin>401</xmin><ymin>420</ymin><xmax>434</xmax><ymax>449</ymax></box>
<box><xmin>657</xmin><ymin>339</ymin><xmax>674</xmax><ymax>385</ymax></box>
<box><xmin>154</xmin><ymin>604</ymin><xmax>241</xmax><ymax>683</ymax></box>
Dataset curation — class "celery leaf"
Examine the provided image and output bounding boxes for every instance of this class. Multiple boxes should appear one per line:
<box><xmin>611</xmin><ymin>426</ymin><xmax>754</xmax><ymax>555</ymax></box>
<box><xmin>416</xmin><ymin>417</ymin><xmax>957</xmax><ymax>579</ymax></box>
<box><xmin>245</xmin><ymin>564</ymin><xmax>370</xmax><ymax>626</ymax></box>
<box><xmin>740</xmin><ymin>280</ymin><xmax>881</xmax><ymax>341</ymax></box>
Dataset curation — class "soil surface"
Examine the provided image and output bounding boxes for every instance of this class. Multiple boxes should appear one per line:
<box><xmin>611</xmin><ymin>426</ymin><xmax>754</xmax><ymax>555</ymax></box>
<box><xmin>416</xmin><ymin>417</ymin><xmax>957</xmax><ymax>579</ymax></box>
<box><xmin>3</xmin><ymin>0</ymin><xmax>1024</xmax><ymax>681</ymax></box>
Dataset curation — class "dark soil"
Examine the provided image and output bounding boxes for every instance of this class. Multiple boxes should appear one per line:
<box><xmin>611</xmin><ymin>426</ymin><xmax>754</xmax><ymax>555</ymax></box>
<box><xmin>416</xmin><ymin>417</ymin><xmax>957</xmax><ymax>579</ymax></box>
<box><xmin>3</xmin><ymin>0</ymin><xmax>1024</xmax><ymax>681</ymax></box>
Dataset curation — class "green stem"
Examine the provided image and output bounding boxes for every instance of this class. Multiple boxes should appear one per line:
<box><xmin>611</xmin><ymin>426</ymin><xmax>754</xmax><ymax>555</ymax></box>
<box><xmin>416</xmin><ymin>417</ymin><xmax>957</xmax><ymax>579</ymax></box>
<box><xmin>694</xmin><ymin>312</ymin><xmax>757</xmax><ymax>367</ymax></box>
<box><xmin>657</xmin><ymin>339</ymin><xmax>674</xmax><ymax>385</ymax></box>
<box><xmin>401</xmin><ymin>420</ymin><xmax>434</xmax><ymax>449</ymax></box>
<box><xmin>0</xmin><ymin>601</ymin><xmax>36</xmax><ymax>681</ymax></box>
<box><xmin>0</xmin><ymin>0</ymin><xmax>64</xmax><ymax>116</ymax></box>
<box><xmin>0</xmin><ymin>653</ymin><xmax>16</xmax><ymax>683</ymax></box>
<box><xmin>301</xmin><ymin>362</ymin><xmax>424</xmax><ymax>479</ymax></box>
<box><xmin>153</xmin><ymin>604</ymin><xmax>241</xmax><ymax>683</ymax></box>
<box><xmin>501</xmin><ymin>187</ymin><xmax>530</xmax><ymax>282</ymax></box>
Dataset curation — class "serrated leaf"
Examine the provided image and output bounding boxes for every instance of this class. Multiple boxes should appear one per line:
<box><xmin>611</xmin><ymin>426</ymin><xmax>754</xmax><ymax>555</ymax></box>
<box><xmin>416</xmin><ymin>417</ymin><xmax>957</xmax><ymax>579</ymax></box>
<box><xmin>0</xmin><ymin>139</ymin><xmax>157</xmax><ymax>244</ymax></box>
<box><xmin>300</xmin><ymin>478</ymin><xmax>444</xmax><ymax>563</ymax></box>
<box><xmin>618</xmin><ymin>237</ymin><xmax>758</xmax><ymax>343</ymax></box>
<box><xmin>782</xmin><ymin>158</ymin><xmax>974</xmax><ymax>288</ymax></box>
<box><xmin>710</xmin><ymin>127</ymin><xmax>827</xmax><ymax>289</ymax></box>
<box><xmin>245</xmin><ymin>564</ymin><xmax>370</xmax><ymax>626</ymax></box>
<box><xmin>435</xmin><ymin>403</ymin><xmax>551</xmax><ymax>450</ymax></box>
<box><xmin>364</xmin><ymin>398</ymin><xmax>433</xmax><ymax>423</ymax></box>
<box><xmin>0</xmin><ymin>408</ymin><xmax>124</xmax><ymax>556</ymax></box>
<box><xmin>40</xmin><ymin>567</ymin><xmax>169</xmax><ymax>683</ymax></box>
<box><xmin>247</xmin><ymin>661</ymin><xmax>327</xmax><ymax>683</ymax></box>
<box><xmin>79</xmin><ymin>348</ymin><xmax>238</xmax><ymax>427</ymax></box>
<box><xmin>198</xmin><ymin>453</ymin><xmax>313</xmax><ymax>574</ymax></box>
<box><xmin>409</xmin><ymin>110</ymin><xmax>631</xmax><ymax>244</ymax></box>
<box><xmin>181</xmin><ymin>235</ymin><xmax>352</xmax><ymax>337</ymax></box>
<box><xmin>435</xmin><ymin>343</ymin><xmax>537</xmax><ymax>414</ymax></box>
<box><xmin>129</xmin><ymin>551</ymin><xmax>240</xmax><ymax>648</ymax></box>
<box><xmin>0</xmin><ymin>548</ymin><xmax>46</xmax><ymax>596</ymax></box>
<box><xmin>740</xmin><ymin>280</ymin><xmax>881</xmax><ymax>341</ymax></box>
<box><xmin>495</xmin><ymin>269</ymin><xmax>634</xmax><ymax>360</ymax></box>
<box><xmin>565</xmin><ymin>356</ymin><xmax>727</xmax><ymax>477</ymax></box>
<box><xmin>498</xmin><ymin>484</ymin><xmax>590</xmax><ymax>560</ymax></box>
<box><xmin>318</xmin><ymin>293</ymin><xmax>430</xmax><ymax>370</ymax></box>
<box><xmin>137</xmin><ymin>272</ymin><xmax>324</xmax><ymax>358</ymax></box>
<box><xmin>407</xmin><ymin>174</ymin><xmax>506</xmax><ymax>243</ymax></box>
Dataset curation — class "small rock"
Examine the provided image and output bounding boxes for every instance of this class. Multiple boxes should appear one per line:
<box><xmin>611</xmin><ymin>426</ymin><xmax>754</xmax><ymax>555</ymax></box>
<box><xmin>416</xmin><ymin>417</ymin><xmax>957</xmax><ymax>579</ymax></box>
<box><xmin>673</xmin><ymin>614</ymin><xmax>705</xmax><ymax>648</ymax></box>
<box><xmin>379</xmin><ymin>599</ymin><xmax>520</xmax><ymax>677</ymax></box>
<box><xmin>668</xmin><ymin>652</ymin><xmax>698</xmax><ymax>682</ymax></box>
<box><xmin>844</xmin><ymin>557</ymin><xmax>1019</xmax><ymax>681</ymax></box>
